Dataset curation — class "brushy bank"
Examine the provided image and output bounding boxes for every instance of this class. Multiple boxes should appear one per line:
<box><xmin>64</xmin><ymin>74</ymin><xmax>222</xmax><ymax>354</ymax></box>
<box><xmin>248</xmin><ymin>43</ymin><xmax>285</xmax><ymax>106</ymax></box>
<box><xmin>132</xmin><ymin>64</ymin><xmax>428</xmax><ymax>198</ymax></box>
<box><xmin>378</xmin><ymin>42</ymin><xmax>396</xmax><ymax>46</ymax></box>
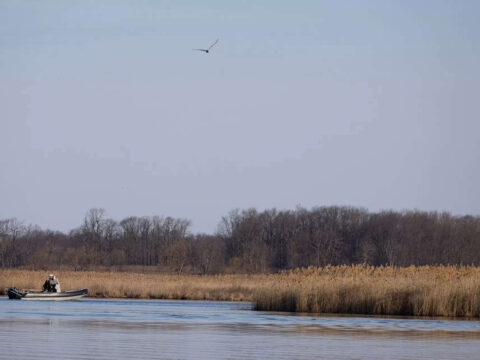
<box><xmin>2</xmin><ymin>265</ymin><xmax>480</xmax><ymax>317</ymax></box>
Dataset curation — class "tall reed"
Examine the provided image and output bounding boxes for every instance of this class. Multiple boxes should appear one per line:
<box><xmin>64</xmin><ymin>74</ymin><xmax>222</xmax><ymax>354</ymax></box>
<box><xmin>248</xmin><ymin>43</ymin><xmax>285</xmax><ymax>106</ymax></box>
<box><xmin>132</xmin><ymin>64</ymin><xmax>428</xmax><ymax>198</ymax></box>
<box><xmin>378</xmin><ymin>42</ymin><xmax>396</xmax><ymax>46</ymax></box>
<box><xmin>254</xmin><ymin>265</ymin><xmax>480</xmax><ymax>317</ymax></box>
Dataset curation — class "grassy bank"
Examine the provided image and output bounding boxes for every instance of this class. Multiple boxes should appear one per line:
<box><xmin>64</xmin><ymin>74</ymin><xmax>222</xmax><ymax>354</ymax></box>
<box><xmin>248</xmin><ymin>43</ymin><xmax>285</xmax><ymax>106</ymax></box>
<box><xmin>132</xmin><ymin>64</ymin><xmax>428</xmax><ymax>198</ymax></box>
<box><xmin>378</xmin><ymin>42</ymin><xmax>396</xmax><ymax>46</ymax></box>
<box><xmin>2</xmin><ymin>266</ymin><xmax>480</xmax><ymax>317</ymax></box>
<box><xmin>254</xmin><ymin>265</ymin><xmax>480</xmax><ymax>318</ymax></box>
<box><xmin>0</xmin><ymin>269</ymin><xmax>267</xmax><ymax>301</ymax></box>
<box><xmin>0</xmin><ymin>270</ymin><xmax>261</xmax><ymax>301</ymax></box>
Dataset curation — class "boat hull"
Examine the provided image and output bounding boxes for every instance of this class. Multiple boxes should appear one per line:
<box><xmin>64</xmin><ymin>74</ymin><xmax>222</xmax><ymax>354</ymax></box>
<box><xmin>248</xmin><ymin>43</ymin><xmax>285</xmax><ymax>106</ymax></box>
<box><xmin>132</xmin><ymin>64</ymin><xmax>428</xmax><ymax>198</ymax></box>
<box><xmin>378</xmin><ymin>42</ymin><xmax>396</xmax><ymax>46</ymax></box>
<box><xmin>7</xmin><ymin>287</ymin><xmax>88</xmax><ymax>301</ymax></box>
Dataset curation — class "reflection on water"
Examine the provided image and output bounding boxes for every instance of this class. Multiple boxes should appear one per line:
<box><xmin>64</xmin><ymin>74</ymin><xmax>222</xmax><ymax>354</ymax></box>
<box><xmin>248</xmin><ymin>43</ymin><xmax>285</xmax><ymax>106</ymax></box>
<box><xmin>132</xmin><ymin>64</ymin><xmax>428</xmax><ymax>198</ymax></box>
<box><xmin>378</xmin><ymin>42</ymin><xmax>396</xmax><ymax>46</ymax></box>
<box><xmin>0</xmin><ymin>298</ymin><xmax>479</xmax><ymax>359</ymax></box>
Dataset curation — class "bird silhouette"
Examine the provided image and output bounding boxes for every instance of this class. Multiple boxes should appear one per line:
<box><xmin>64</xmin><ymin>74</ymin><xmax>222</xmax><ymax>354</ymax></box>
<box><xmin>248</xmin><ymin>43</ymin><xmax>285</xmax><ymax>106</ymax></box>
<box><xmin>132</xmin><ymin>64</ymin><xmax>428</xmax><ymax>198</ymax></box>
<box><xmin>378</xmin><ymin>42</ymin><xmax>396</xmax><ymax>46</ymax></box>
<box><xmin>193</xmin><ymin>39</ymin><xmax>219</xmax><ymax>54</ymax></box>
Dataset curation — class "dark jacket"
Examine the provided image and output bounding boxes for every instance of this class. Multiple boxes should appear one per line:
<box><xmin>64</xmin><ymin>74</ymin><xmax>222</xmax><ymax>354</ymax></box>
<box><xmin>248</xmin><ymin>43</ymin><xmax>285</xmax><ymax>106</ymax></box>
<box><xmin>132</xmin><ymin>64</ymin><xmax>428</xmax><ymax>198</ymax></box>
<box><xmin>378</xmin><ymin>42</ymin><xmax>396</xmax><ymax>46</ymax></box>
<box><xmin>42</xmin><ymin>279</ymin><xmax>58</xmax><ymax>292</ymax></box>
<box><xmin>42</xmin><ymin>280</ymin><xmax>52</xmax><ymax>292</ymax></box>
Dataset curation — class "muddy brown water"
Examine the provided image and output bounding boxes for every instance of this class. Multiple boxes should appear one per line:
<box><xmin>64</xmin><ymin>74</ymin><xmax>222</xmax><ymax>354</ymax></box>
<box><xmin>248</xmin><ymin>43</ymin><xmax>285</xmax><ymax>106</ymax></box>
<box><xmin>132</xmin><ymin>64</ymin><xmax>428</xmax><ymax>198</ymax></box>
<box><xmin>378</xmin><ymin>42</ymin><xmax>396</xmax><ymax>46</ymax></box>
<box><xmin>1</xmin><ymin>297</ymin><xmax>479</xmax><ymax>359</ymax></box>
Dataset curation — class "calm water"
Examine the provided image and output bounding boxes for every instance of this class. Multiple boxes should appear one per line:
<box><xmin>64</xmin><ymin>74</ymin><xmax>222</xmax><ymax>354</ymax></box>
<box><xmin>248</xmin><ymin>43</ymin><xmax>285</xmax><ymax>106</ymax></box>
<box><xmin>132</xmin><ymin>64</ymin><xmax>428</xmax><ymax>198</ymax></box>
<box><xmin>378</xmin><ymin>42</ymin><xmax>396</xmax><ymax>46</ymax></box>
<box><xmin>1</xmin><ymin>297</ymin><xmax>480</xmax><ymax>359</ymax></box>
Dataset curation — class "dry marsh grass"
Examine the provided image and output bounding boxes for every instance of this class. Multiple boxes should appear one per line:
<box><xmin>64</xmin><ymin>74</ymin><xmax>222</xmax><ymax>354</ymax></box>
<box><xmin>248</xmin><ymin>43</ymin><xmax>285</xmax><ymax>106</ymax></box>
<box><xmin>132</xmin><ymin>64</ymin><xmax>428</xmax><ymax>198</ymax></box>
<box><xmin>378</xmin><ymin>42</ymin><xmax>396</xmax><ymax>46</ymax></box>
<box><xmin>2</xmin><ymin>265</ymin><xmax>480</xmax><ymax>317</ymax></box>
<box><xmin>0</xmin><ymin>270</ymin><xmax>261</xmax><ymax>302</ymax></box>
<box><xmin>254</xmin><ymin>265</ymin><xmax>480</xmax><ymax>317</ymax></box>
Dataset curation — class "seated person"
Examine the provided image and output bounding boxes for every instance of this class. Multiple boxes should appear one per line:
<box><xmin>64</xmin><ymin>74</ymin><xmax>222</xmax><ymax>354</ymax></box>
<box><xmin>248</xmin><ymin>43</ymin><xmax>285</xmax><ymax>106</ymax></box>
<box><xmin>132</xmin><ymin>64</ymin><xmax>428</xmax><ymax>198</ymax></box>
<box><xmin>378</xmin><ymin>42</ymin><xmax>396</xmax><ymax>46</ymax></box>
<box><xmin>42</xmin><ymin>274</ymin><xmax>61</xmax><ymax>293</ymax></box>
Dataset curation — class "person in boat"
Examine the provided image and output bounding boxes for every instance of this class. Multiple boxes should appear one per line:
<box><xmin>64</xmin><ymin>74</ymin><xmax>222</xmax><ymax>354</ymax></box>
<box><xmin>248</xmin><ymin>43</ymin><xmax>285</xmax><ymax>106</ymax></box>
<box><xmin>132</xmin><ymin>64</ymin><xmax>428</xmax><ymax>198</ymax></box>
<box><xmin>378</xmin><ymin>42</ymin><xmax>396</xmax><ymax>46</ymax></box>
<box><xmin>42</xmin><ymin>274</ymin><xmax>62</xmax><ymax>293</ymax></box>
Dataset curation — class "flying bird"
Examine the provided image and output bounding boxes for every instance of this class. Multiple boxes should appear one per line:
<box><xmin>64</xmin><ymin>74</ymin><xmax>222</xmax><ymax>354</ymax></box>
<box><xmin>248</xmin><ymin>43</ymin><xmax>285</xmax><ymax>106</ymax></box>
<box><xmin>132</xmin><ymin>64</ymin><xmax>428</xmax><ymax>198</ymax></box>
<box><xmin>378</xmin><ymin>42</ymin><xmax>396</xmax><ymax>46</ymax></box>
<box><xmin>193</xmin><ymin>39</ymin><xmax>219</xmax><ymax>54</ymax></box>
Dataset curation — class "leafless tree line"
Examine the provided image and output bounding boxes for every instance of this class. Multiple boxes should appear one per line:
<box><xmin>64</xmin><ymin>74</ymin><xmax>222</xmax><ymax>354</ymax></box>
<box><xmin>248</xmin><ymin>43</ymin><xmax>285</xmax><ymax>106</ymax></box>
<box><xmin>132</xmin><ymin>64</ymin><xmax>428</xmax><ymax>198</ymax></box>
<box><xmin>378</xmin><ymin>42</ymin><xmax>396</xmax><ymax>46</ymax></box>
<box><xmin>1</xmin><ymin>207</ymin><xmax>479</xmax><ymax>273</ymax></box>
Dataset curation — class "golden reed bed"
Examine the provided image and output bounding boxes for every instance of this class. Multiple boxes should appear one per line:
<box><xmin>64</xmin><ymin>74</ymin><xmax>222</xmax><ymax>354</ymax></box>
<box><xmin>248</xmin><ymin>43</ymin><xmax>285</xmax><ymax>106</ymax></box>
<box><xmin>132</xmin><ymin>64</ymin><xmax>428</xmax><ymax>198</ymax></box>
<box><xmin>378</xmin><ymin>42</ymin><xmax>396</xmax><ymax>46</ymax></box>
<box><xmin>2</xmin><ymin>265</ymin><xmax>480</xmax><ymax>318</ymax></box>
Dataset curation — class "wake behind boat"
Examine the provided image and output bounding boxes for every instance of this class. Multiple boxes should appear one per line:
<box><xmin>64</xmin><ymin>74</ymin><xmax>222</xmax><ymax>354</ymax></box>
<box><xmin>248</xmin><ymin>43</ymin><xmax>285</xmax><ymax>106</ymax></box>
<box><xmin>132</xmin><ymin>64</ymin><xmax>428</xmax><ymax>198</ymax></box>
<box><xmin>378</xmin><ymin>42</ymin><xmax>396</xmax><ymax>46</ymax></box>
<box><xmin>7</xmin><ymin>287</ymin><xmax>88</xmax><ymax>300</ymax></box>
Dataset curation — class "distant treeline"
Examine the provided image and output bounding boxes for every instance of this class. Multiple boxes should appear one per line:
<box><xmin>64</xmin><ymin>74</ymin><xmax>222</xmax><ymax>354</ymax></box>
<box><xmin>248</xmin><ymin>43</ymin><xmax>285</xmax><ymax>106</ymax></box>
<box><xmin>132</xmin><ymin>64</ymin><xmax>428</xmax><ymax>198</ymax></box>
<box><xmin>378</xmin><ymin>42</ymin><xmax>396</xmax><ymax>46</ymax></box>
<box><xmin>1</xmin><ymin>207</ymin><xmax>479</xmax><ymax>273</ymax></box>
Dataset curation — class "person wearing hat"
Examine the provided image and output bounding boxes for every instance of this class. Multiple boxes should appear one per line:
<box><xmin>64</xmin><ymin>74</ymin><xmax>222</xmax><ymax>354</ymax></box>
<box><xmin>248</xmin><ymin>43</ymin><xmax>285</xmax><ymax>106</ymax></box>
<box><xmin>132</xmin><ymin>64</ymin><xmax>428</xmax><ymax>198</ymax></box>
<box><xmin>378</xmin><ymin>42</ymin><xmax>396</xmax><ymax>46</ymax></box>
<box><xmin>42</xmin><ymin>274</ymin><xmax>61</xmax><ymax>293</ymax></box>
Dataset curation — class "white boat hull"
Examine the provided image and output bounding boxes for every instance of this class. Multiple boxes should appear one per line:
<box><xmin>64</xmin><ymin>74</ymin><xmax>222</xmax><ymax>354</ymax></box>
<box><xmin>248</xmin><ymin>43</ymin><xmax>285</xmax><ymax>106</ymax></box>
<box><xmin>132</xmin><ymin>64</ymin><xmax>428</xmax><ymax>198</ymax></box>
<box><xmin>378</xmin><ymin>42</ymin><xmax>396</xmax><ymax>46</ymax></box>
<box><xmin>20</xmin><ymin>294</ymin><xmax>87</xmax><ymax>301</ymax></box>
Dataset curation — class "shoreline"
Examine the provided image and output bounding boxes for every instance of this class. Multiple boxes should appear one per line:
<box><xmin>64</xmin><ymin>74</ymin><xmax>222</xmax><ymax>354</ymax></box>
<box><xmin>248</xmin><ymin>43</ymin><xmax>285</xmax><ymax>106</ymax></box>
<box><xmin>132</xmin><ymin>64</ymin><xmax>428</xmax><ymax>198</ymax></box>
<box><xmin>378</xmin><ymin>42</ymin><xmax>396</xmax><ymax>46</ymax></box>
<box><xmin>3</xmin><ymin>295</ymin><xmax>479</xmax><ymax>323</ymax></box>
<box><xmin>2</xmin><ymin>265</ymin><xmax>480</xmax><ymax>318</ymax></box>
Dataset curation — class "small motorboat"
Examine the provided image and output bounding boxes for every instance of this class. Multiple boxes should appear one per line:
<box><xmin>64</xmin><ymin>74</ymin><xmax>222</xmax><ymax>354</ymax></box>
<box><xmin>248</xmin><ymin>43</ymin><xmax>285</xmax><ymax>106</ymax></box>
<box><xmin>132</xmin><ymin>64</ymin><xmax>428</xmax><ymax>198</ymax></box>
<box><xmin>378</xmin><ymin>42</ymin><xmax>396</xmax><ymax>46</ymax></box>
<box><xmin>7</xmin><ymin>287</ymin><xmax>88</xmax><ymax>301</ymax></box>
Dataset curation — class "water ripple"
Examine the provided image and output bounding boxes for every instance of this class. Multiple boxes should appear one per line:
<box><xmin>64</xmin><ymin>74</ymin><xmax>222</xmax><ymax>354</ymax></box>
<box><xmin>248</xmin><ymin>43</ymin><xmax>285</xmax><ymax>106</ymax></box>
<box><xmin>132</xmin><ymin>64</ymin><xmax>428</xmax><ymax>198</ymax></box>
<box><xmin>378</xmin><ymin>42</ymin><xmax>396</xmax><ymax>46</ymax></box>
<box><xmin>0</xmin><ymin>297</ymin><xmax>479</xmax><ymax>359</ymax></box>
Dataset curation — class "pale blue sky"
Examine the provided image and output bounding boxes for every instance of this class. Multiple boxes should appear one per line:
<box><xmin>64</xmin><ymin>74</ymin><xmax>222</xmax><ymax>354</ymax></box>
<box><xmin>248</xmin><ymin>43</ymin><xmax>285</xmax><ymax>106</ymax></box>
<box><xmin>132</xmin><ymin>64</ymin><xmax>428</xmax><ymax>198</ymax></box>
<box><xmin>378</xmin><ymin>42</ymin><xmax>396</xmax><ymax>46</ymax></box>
<box><xmin>1</xmin><ymin>1</ymin><xmax>479</xmax><ymax>232</ymax></box>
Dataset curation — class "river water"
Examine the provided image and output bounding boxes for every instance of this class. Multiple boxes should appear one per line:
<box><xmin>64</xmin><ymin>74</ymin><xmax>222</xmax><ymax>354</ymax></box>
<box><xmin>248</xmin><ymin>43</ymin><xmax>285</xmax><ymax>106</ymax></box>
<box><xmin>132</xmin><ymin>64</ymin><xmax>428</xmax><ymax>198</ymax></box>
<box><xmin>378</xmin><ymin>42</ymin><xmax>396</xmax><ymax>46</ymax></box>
<box><xmin>1</xmin><ymin>297</ymin><xmax>479</xmax><ymax>359</ymax></box>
